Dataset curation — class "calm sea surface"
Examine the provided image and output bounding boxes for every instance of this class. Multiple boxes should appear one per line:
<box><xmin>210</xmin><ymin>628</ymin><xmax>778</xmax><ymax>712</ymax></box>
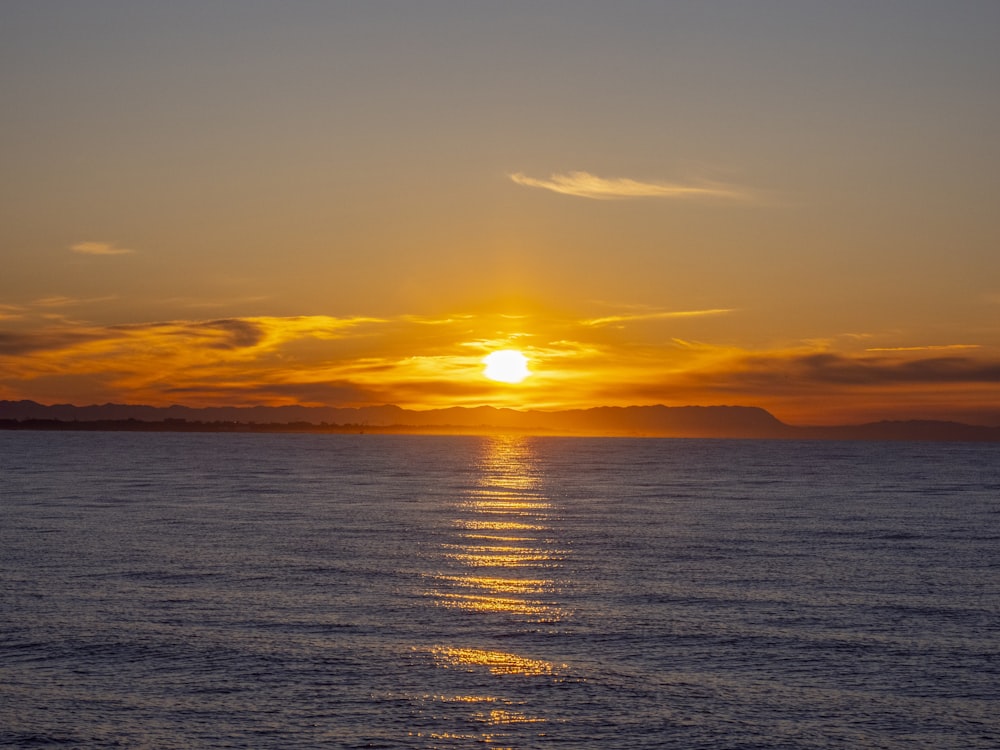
<box><xmin>1</xmin><ymin>432</ymin><xmax>998</xmax><ymax>749</ymax></box>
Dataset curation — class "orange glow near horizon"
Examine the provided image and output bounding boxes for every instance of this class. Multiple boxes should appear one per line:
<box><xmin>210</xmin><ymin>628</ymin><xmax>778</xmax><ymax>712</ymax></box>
<box><xmin>0</xmin><ymin>308</ymin><xmax>997</xmax><ymax>426</ymax></box>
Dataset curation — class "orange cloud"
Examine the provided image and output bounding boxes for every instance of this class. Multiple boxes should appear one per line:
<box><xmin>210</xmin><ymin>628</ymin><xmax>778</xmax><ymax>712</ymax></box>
<box><xmin>509</xmin><ymin>171</ymin><xmax>748</xmax><ymax>200</ymax></box>
<box><xmin>610</xmin><ymin>346</ymin><xmax>1000</xmax><ymax>424</ymax></box>
<box><xmin>584</xmin><ymin>308</ymin><xmax>734</xmax><ymax>327</ymax></box>
<box><xmin>0</xmin><ymin>304</ymin><xmax>26</xmax><ymax>322</ymax></box>
<box><xmin>70</xmin><ymin>241</ymin><xmax>135</xmax><ymax>255</ymax></box>
<box><xmin>0</xmin><ymin>315</ymin><xmax>385</xmax><ymax>406</ymax></box>
<box><xmin>865</xmin><ymin>344</ymin><xmax>981</xmax><ymax>352</ymax></box>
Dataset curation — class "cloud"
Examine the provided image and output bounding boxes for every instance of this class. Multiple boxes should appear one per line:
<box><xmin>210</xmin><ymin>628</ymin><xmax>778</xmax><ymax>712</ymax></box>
<box><xmin>33</xmin><ymin>296</ymin><xmax>79</xmax><ymax>308</ymax></box>
<box><xmin>576</xmin><ymin>343</ymin><xmax>1000</xmax><ymax>425</ymax></box>
<box><xmin>789</xmin><ymin>353</ymin><xmax>1000</xmax><ymax>386</ymax></box>
<box><xmin>191</xmin><ymin>319</ymin><xmax>266</xmax><ymax>350</ymax></box>
<box><xmin>584</xmin><ymin>308</ymin><xmax>734</xmax><ymax>327</ymax></box>
<box><xmin>0</xmin><ymin>314</ymin><xmax>418</xmax><ymax>407</ymax></box>
<box><xmin>70</xmin><ymin>241</ymin><xmax>135</xmax><ymax>255</ymax></box>
<box><xmin>0</xmin><ymin>329</ymin><xmax>105</xmax><ymax>356</ymax></box>
<box><xmin>678</xmin><ymin>351</ymin><xmax>1000</xmax><ymax>391</ymax></box>
<box><xmin>509</xmin><ymin>171</ymin><xmax>748</xmax><ymax>200</ymax></box>
<box><xmin>0</xmin><ymin>304</ymin><xmax>25</xmax><ymax>322</ymax></box>
<box><xmin>865</xmin><ymin>344</ymin><xmax>981</xmax><ymax>352</ymax></box>
<box><xmin>165</xmin><ymin>380</ymin><xmax>382</xmax><ymax>406</ymax></box>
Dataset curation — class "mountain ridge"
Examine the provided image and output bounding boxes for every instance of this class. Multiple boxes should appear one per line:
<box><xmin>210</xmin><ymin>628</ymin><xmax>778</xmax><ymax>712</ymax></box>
<box><xmin>2</xmin><ymin>400</ymin><xmax>998</xmax><ymax>441</ymax></box>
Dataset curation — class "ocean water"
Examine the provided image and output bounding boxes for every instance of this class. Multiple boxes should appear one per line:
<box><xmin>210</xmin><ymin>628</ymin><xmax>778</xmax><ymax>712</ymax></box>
<box><xmin>1</xmin><ymin>432</ymin><xmax>998</xmax><ymax>749</ymax></box>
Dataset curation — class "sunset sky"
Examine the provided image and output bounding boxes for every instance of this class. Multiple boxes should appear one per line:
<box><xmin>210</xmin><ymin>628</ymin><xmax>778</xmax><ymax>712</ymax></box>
<box><xmin>3</xmin><ymin>1</ymin><xmax>999</xmax><ymax>425</ymax></box>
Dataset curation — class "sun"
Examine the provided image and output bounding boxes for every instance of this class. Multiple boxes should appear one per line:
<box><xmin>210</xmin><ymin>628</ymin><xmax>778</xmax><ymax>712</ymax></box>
<box><xmin>483</xmin><ymin>350</ymin><xmax>531</xmax><ymax>384</ymax></box>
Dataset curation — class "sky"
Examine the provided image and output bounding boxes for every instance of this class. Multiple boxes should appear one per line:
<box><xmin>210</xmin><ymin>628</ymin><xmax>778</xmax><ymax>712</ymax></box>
<box><xmin>2</xmin><ymin>1</ymin><xmax>999</xmax><ymax>425</ymax></box>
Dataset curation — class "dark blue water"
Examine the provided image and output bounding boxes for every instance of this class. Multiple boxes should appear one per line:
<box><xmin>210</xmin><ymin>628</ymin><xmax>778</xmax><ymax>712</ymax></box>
<box><xmin>1</xmin><ymin>433</ymin><xmax>998</xmax><ymax>748</ymax></box>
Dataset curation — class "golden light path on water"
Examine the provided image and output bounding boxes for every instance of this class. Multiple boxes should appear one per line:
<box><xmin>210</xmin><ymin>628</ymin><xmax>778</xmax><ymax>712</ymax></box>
<box><xmin>433</xmin><ymin>436</ymin><xmax>568</xmax><ymax>624</ymax></box>
<box><xmin>414</xmin><ymin>435</ymin><xmax>569</xmax><ymax>744</ymax></box>
<box><xmin>430</xmin><ymin>646</ymin><xmax>556</xmax><ymax>677</ymax></box>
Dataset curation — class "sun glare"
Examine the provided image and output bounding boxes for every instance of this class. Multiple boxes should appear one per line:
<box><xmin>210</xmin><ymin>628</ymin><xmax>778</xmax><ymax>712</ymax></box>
<box><xmin>483</xmin><ymin>350</ymin><xmax>531</xmax><ymax>384</ymax></box>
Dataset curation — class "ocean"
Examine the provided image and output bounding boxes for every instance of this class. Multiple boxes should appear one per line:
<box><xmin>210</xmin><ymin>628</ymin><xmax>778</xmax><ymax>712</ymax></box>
<box><xmin>1</xmin><ymin>432</ymin><xmax>997</xmax><ymax>749</ymax></box>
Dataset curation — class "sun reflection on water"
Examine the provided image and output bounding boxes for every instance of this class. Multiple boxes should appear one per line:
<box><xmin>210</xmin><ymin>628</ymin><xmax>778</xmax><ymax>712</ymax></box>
<box><xmin>422</xmin><ymin>435</ymin><xmax>568</xmax><ymax>743</ymax></box>
<box><xmin>431</xmin><ymin>645</ymin><xmax>558</xmax><ymax>676</ymax></box>
<box><xmin>457</xmin><ymin>519</ymin><xmax>544</xmax><ymax>531</ymax></box>
<box><xmin>435</xmin><ymin>575</ymin><xmax>551</xmax><ymax>594</ymax></box>
<box><xmin>434</xmin><ymin>592</ymin><xmax>557</xmax><ymax>617</ymax></box>
<box><xmin>432</xmin><ymin>436</ymin><xmax>567</xmax><ymax>619</ymax></box>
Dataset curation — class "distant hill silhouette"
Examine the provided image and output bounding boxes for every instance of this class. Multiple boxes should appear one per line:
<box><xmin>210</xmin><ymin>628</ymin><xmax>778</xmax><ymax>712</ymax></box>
<box><xmin>2</xmin><ymin>400</ymin><xmax>998</xmax><ymax>441</ymax></box>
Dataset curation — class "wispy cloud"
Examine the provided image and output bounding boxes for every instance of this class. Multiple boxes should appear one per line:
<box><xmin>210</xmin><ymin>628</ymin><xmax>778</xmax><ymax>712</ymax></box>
<box><xmin>736</xmin><ymin>352</ymin><xmax>1000</xmax><ymax>387</ymax></box>
<box><xmin>510</xmin><ymin>171</ymin><xmax>748</xmax><ymax>200</ymax></box>
<box><xmin>0</xmin><ymin>329</ymin><xmax>107</xmax><ymax>356</ymax></box>
<box><xmin>70</xmin><ymin>241</ymin><xmax>135</xmax><ymax>255</ymax></box>
<box><xmin>584</xmin><ymin>308</ymin><xmax>734</xmax><ymax>327</ymax></box>
<box><xmin>33</xmin><ymin>296</ymin><xmax>80</xmax><ymax>308</ymax></box>
<box><xmin>165</xmin><ymin>295</ymin><xmax>273</xmax><ymax>310</ymax></box>
<box><xmin>865</xmin><ymin>344</ymin><xmax>981</xmax><ymax>352</ymax></box>
<box><xmin>0</xmin><ymin>304</ymin><xmax>26</xmax><ymax>322</ymax></box>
